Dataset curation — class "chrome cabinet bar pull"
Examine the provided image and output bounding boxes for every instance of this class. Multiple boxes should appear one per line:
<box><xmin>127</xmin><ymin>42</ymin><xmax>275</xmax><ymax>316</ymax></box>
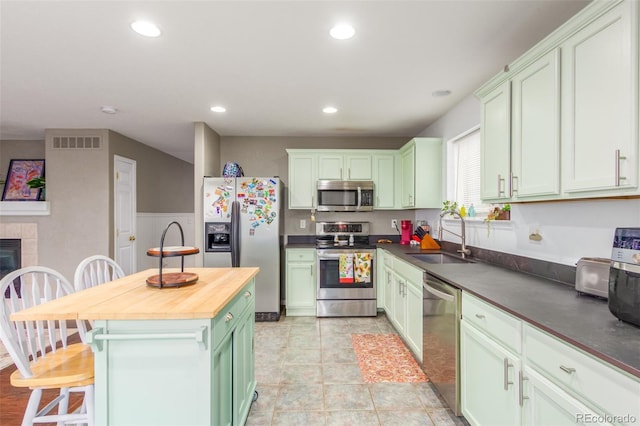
<box><xmin>225</xmin><ymin>312</ymin><xmax>234</xmax><ymax>322</ymax></box>
<box><xmin>503</xmin><ymin>358</ymin><xmax>514</xmax><ymax>390</ymax></box>
<box><xmin>615</xmin><ymin>149</ymin><xmax>627</xmax><ymax>186</ymax></box>
<box><xmin>244</xmin><ymin>291</ymin><xmax>252</xmax><ymax>298</ymax></box>
<box><xmin>497</xmin><ymin>174</ymin><xmax>506</xmax><ymax>196</ymax></box>
<box><xmin>475</xmin><ymin>314</ymin><xmax>486</xmax><ymax>319</ymax></box>
<box><xmin>518</xmin><ymin>371</ymin><xmax>529</xmax><ymax>406</ymax></box>
<box><xmin>511</xmin><ymin>173</ymin><xmax>518</xmax><ymax>194</ymax></box>
<box><xmin>559</xmin><ymin>365</ymin><xmax>576</xmax><ymax>374</ymax></box>
<box><xmin>87</xmin><ymin>327</ymin><xmax>207</xmax><ymax>351</ymax></box>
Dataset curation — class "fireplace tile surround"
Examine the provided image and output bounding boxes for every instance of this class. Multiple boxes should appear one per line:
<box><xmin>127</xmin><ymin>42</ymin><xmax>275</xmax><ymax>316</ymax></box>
<box><xmin>0</xmin><ymin>223</ymin><xmax>38</xmax><ymax>270</ymax></box>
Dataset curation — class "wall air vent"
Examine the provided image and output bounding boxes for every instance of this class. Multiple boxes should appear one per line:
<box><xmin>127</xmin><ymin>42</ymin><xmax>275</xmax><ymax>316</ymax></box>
<box><xmin>52</xmin><ymin>136</ymin><xmax>102</xmax><ymax>150</ymax></box>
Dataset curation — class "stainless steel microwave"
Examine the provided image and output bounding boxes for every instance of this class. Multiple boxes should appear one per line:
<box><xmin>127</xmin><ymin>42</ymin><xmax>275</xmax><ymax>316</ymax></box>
<box><xmin>316</xmin><ymin>180</ymin><xmax>374</xmax><ymax>212</ymax></box>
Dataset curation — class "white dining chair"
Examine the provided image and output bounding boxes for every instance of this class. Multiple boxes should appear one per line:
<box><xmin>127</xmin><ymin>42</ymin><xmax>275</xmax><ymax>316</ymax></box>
<box><xmin>73</xmin><ymin>255</ymin><xmax>125</xmax><ymax>292</ymax></box>
<box><xmin>0</xmin><ymin>266</ymin><xmax>94</xmax><ymax>426</ymax></box>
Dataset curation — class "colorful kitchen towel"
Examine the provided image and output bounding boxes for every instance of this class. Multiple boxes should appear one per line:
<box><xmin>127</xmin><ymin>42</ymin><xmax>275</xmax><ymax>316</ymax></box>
<box><xmin>354</xmin><ymin>252</ymin><xmax>371</xmax><ymax>283</ymax></box>
<box><xmin>339</xmin><ymin>254</ymin><xmax>354</xmax><ymax>283</ymax></box>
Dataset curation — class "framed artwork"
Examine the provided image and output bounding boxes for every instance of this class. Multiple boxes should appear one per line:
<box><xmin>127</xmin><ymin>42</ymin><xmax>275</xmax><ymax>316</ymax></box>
<box><xmin>1</xmin><ymin>159</ymin><xmax>45</xmax><ymax>201</ymax></box>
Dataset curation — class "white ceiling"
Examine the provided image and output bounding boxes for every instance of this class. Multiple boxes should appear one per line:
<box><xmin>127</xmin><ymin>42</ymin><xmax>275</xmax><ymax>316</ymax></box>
<box><xmin>1</xmin><ymin>0</ymin><xmax>590</xmax><ymax>163</ymax></box>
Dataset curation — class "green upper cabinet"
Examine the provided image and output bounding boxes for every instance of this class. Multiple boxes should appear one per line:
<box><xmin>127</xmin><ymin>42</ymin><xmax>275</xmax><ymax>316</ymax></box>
<box><xmin>287</xmin><ymin>144</ymin><xmax>440</xmax><ymax>210</ymax></box>
<box><xmin>560</xmin><ymin>0</ymin><xmax>638</xmax><ymax>196</ymax></box>
<box><xmin>317</xmin><ymin>152</ymin><xmax>372</xmax><ymax>180</ymax></box>
<box><xmin>287</xmin><ymin>149</ymin><xmax>317</xmax><ymax>209</ymax></box>
<box><xmin>479</xmin><ymin>81</ymin><xmax>512</xmax><ymax>202</ymax></box>
<box><xmin>480</xmin><ymin>50</ymin><xmax>561</xmax><ymax>203</ymax></box>
<box><xmin>372</xmin><ymin>153</ymin><xmax>395</xmax><ymax>209</ymax></box>
<box><xmin>511</xmin><ymin>48</ymin><xmax>561</xmax><ymax>200</ymax></box>
<box><xmin>399</xmin><ymin>138</ymin><xmax>442</xmax><ymax>209</ymax></box>
<box><xmin>476</xmin><ymin>0</ymin><xmax>639</xmax><ymax>203</ymax></box>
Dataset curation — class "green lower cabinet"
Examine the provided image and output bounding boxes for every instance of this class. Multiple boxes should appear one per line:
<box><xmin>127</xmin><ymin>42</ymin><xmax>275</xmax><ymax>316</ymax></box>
<box><xmin>285</xmin><ymin>248</ymin><xmax>316</xmax><ymax>316</ymax></box>
<box><xmin>461</xmin><ymin>320</ymin><xmax>521</xmax><ymax>426</ymax></box>
<box><xmin>234</xmin><ymin>307</ymin><xmax>256</xmax><ymax>424</ymax></box>
<box><xmin>404</xmin><ymin>279</ymin><xmax>423</xmax><ymax>361</ymax></box>
<box><xmin>522</xmin><ymin>367</ymin><xmax>604</xmax><ymax>426</ymax></box>
<box><xmin>213</xmin><ymin>330</ymin><xmax>234</xmax><ymax>426</ymax></box>
<box><xmin>91</xmin><ymin>281</ymin><xmax>256</xmax><ymax>426</ymax></box>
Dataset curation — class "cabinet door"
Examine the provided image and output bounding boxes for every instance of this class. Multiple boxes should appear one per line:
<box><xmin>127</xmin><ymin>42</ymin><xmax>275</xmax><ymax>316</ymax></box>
<box><xmin>522</xmin><ymin>367</ymin><xmax>609</xmax><ymax>426</ymax></box>
<box><xmin>212</xmin><ymin>332</ymin><xmax>234</xmax><ymax>426</ymax></box>
<box><xmin>561</xmin><ymin>1</ymin><xmax>638</xmax><ymax>194</ymax></box>
<box><xmin>404</xmin><ymin>280</ymin><xmax>423</xmax><ymax>361</ymax></box>
<box><xmin>392</xmin><ymin>273</ymin><xmax>406</xmax><ymax>334</ymax></box>
<box><xmin>233</xmin><ymin>308</ymin><xmax>256</xmax><ymax>425</ymax></box>
<box><xmin>317</xmin><ymin>154</ymin><xmax>344</xmax><ymax>180</ymax></box>
<box><xmin>286</xmin><ymin>261</ymin><xmax>316</xmax><ymax>315</ymax></box>
<box><xmin>400</xmin><ymin>144</ymin><xmax>415</xmax><ymax>207</ymax></box>
<box><xmin>345</xmin><ymin>154</ymin><xmax>372</xmax><ymax>180</ymax></box>
<box><xmin>461</xmin><ymin>320</ymin><xmax>521</xmax><ymax>426</ymax></box>
<box><xmin>372</xmin><ymin>153</ymin><xmax>396</xmax><ymax>209</ymax></box>
<box><xmin>288</xmin><ymin>153</ymin><xmax>316</xmax><ymax>209</ymax></box>
<box><xmin>383</xmin><ymin>267</ymin><xmax>394</xmax><ymax>319</ymax></box>
<box><xmin>480</xmin><ymin>80</ymin><xmax>512</xmax><ymax>201</ymax></box>
<box><xmin>413</xmin><ymin>138</ymin><xmax>443</xmax><ymax>208</ymax></box>
<box><xmin>511</xmin><ymin>49</ymin><xmax>560</xmax><ymax>199</ymax></box>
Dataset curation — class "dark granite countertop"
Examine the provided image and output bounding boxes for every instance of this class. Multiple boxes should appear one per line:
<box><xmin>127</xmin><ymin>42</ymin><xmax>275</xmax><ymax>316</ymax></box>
<box><xmin>380</xmin><ymin>244</ymin><xmax>640</xmax><ymax>379</ymax></box>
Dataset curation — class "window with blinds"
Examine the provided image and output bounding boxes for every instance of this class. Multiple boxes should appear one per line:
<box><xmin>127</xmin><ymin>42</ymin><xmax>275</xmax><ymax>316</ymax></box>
<box><xmin>446</xmin><ymin>127</ymin><xmax>489</xmax><ymax>214</ymax></box>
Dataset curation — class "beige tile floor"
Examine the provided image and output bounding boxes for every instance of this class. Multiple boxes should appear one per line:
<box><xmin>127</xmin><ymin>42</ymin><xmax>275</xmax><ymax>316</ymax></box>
<box><xmin>248</xmin><ymin>314</ymin><xmax>468</xmax><ymax>426</ymax></box>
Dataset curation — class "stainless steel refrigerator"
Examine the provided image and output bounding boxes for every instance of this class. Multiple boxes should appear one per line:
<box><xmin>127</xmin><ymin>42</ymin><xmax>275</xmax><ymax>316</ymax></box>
<box><xmin>203</xmin><ymin>177</ymin><xmax>282</xmax><ymax>320</ymax></box>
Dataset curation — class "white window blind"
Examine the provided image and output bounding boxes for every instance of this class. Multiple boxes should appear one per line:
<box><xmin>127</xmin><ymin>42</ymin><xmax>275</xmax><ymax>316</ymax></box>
<box><xmin>447</xmin><ymin>127</ymin><xmax>488</xmax><ymax>213</ymax></box>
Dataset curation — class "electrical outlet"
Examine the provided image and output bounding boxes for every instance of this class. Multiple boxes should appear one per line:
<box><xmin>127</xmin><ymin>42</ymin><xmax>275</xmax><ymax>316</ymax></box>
<box><xmin>300</xmin><ymin>219</ymin><xmax>306</xmax><ymax>229</ymax></box>
<box><xmin>391</xmin><ymin>219</ymin><xmax>398</xmax><ymax>229</ymax></box>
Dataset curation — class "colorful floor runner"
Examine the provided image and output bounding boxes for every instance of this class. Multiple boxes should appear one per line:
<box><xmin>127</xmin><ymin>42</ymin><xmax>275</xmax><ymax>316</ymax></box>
<box><xmin>351</xmin><ymin>333</ymin><xmax>428</xmax><ymax>383</ymax></box>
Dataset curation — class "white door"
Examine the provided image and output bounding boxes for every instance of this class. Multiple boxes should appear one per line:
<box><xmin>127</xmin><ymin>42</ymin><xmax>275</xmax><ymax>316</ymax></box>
<box><xmin>114</xmin><ymin>155</ymin><xmax>136</xmax><ymax>275</ymax></box>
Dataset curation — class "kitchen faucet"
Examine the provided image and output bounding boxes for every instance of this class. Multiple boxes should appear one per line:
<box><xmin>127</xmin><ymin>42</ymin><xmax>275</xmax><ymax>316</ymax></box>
<box><xmin>438</xmin><ymin>210</ymin><xmax>471</xmax><ymax>258</ymax></box>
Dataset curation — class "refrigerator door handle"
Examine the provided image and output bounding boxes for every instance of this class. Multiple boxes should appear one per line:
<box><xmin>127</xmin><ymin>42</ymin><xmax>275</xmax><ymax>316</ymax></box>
<box><xmin>231</xmin><ymin>200</ymin><xmax>240</xmax><ymax>267</ymax></box>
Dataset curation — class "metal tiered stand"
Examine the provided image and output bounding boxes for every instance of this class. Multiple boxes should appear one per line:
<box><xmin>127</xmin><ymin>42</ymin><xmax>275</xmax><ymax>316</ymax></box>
<box><xmin>146</xmin><ymin>221</ymin><xmax>199</xmax><ymax>288</ymax></box>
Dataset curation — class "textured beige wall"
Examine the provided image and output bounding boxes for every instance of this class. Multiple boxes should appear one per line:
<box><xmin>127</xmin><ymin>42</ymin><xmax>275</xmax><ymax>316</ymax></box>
<box><xmin>37</xmin><ymin>129</ymin><xmax>111</xmax><ymax>280</ymax></box>
<box><xmin>109</xmin><ymin>130</ymin><xmax>194</xmax><ymax>213</ymax></box>
<box><xmin>193</xmin><ymin>122</ymin><xmax>221</xmax><ymax>265</ymax></box>
<box><xmin>220</xmin><ymin>136</ymin><xmax>408</xmax><ymax>183</ymax></box>
<box><xmin>220</xmin><ymin>136</ymin><xmax>412</xmax><ymax>236</ymax></box>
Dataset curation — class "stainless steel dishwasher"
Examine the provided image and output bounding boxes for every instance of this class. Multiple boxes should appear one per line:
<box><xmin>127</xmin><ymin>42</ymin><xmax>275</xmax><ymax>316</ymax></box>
<box><xmin>422</xmin><ymin>272</ymin><xmax>462</xmax><ymax>416</ymax></box>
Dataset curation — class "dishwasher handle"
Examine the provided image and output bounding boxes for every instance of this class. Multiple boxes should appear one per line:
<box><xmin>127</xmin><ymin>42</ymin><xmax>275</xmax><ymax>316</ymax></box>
<box><xmin>423</xmin><ymin>280</ymin><xmax>455</xmax><ymax>302</ymax></box>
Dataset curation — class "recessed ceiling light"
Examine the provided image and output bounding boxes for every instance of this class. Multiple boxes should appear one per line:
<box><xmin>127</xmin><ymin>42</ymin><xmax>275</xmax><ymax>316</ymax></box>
<box><xmin>210</xmin><ymin>106</ymin><xmax>227</xmax><ymax>113</ymax></box>
<box><xmin>432</xmin><ymin>89</ymin><xmax>451</xmax><ymax>97</ymax></box>
<box><xmin>131</xmin><ymin>20</ymin><xmax>161</xmax><ymax>37</ymax></box>
<box><xmin>323</xmin><ymin>106</ymin><xmax>338</xmax><ymax>114</ymax></box>
<box><xmin>330</xmin><ymin>23</ymin><xmax>355</xmax><ymax>40</ymax></box>
<box><xmin>100</xmin><ymin>105</ymin><xmax>117</xmax><ymax>114</ymax></box>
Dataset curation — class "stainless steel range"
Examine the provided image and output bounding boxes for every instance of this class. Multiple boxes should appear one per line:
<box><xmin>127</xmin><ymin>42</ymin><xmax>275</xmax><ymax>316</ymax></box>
<box><xmin>315</xmin><ymin>222</ymin><xmax>377</xmax><ymax>317</ymax></box>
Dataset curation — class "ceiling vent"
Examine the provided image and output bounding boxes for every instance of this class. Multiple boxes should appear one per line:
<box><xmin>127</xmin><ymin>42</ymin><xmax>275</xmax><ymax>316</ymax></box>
<box><xmin>51</xmin><ymin>136</ymin><xmax>102</xmax><ymax>150</ymax></box>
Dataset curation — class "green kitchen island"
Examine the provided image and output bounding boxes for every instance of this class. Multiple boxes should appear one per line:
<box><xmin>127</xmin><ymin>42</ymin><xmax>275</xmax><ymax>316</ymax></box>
<box><xmin>12</xmin><ymin>267</ymin><xmax>259</xmax><ymax>426</ymax></box>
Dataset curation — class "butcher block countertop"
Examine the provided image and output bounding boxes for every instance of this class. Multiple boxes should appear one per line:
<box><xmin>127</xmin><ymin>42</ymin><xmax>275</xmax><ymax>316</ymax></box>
<box><xmin>11</xmin><ymin>267</ymin><xmax>259</xmax><ymax>321</ymax></box>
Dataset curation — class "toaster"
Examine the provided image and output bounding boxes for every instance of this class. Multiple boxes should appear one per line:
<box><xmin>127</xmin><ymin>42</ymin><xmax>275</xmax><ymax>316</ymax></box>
<box><xmin>575</xmin><ymin>257</ymin><xmax>610</xmax><ymax>299</ymax></box>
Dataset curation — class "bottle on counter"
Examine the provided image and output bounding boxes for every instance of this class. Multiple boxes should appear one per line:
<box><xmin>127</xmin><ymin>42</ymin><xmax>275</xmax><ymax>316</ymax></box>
<box><xmin>459</xmin><ymin>205</ymin><xmax>466</xmax><ymax>217</ymax></box>
<box><xmin>349</xmin><ymin>234</ymin><xmax>354</xmax><ymax>246</ymax></box>
<box><xmin>468</xmin><ymin>204</ymin><xmax>476</xmax><ymax>218</ymax></box>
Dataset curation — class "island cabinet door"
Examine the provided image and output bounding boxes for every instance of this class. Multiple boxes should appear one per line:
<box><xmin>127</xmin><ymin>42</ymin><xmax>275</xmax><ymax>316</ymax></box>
<box><xmin>233</xmin><ymin>306</ymin><xmax>256</xmax><ymax>425</ymax></box>
<box><xmin>91</xmin><ymin>318</ymin><xmax>216</xmax><ymax>426</ymax></box>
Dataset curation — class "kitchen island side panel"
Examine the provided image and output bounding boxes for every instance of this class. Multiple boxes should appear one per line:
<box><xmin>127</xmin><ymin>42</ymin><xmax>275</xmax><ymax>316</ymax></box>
<box><xmin>94</xmin><ymin>318</ymin><xmax>215</xmax><ymax>426</ymax></box>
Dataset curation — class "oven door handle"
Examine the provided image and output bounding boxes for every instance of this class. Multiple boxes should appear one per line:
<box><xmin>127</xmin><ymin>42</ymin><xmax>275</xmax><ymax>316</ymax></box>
<box><xmin>317</xmin><ymin>251</ymin><xmax>374</xmax><ymax>260</ymax></box>
<box><xmin>423</xmin><ymin>281</ymin><xmax>455</xmax><ymax>302</ymax></box>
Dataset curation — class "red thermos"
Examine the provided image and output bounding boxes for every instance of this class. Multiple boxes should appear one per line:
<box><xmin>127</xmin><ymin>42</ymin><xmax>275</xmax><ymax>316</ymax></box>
<box><xmin>400</xmin><ymin>220</ymin><xmax>412</xmax><ymax>245</ymax></box>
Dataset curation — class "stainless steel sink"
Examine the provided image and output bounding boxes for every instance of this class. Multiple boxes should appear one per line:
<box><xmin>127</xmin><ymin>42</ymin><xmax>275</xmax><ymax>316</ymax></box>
<box><xmin>407</xmin><ymin>253</ymin><xmax>473</xmax><ymax>264</ymax></box>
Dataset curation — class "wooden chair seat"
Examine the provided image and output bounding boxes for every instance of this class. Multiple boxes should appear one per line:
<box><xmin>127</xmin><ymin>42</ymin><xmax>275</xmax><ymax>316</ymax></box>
<box><xmin>10</xmin><ymin>343</ymin><xmax>94</xmax><ymax>389</ymax></box>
